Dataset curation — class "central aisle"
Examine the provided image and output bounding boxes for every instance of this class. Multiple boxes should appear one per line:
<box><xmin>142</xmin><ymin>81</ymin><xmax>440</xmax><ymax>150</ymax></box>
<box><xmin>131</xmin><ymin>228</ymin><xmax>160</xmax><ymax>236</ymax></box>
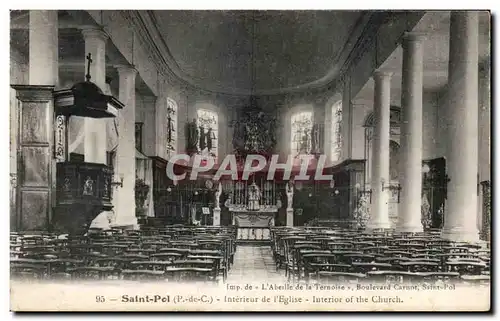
<box><xmin>227</xmin><ymin>245</ymin><xmax>285</xmax><ymax>282</ymax></box>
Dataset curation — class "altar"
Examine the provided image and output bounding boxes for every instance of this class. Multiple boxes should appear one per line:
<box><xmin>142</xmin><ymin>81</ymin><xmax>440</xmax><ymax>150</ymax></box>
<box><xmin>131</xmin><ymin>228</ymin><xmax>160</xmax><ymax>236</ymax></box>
<box><xmin>230</xmin><ymin>208</ymin><xmax>276</xmax><ymax>243</ymax></box>
<box><xmin>223</xmin><ymin>180</ymin><xmax>281</xmax><ymax>243</ymax></box>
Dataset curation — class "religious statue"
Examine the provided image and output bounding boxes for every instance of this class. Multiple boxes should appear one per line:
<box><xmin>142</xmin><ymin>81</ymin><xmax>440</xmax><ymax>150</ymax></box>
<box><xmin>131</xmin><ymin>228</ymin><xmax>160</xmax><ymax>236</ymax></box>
<box><xmin>286</xmin><ymin>181</ymin><xmax>294</xmax><ymax>210</ymax></box>
<box><xmin>299</xmin><ymin>131</ymin><xmax>310</xmax><ymax>154</ymax></box>
<box><xmin>83</xmin><ymin>176</ymin><xmax>94</xmax><ymax>196</ymax></box>
<box><xmin>421</xmin><ymin>192</ymin><xmax>432</xmax><ymax>230</ymax></box>
<box><xmin>207</xmin><ymin>128</ymin><xmax>213</xmax><ymax>151</ymax></box>
<box><xmin>276</xmin><ymin>193</ymin><xmax>282</xmax><ymax>209</ymax></box>
<box><xmin>224</xmin><ymin>193</ymin><xmax>233</xmax><ymax>208</ymax></box>
<box><xmin>199</xmin><ymin>126</ymin><xmax>206</xmax><ymax>151</ymax></box>
<box><xmin>186</xmin><ymin>119</ymin><xmax>199</xmax><ymax>155</ymax></box>
<box><xmin>167</xmin><ymin>114</ymin><xmax>173</xmax><ymax>144</ymax></box>
<box><xmin>248</xmin><ymin>182</ymin><xmax>261</xmax><ymax>211</ymax></box>
<box><xmin>190</xmin><ymin>206</ymin><xmax>199</xmax><ymax>225</ymax></box>
<box><xmin>311</xmin><ymin>124</ymin><xmax>320</xmax><ymax>154</ymax></box>
<box><xmin>353</xmin><ymin>193</ymin><xmax>371</xmax><ymax>229</ymax></box>
<box><xmin>135</xmin><ymin>178</ymin><xmax>150</xmax><ymax>218</ymax></box>
<box><xmin>215</xmin><ymin>182</ymin><xmax>222</xmax><ymax>210</ymax></box>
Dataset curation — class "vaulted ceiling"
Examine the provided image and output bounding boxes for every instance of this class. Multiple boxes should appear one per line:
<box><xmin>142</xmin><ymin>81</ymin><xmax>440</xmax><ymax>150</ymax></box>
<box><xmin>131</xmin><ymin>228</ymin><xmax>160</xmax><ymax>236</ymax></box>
<box><xmin>150</xmin><ymin>10</ymin><xmax>370</xmax><ymax>95</ymax></box>
<box><xmin>353</xmin><ymin>11</ymin><xmax>491</xmax><ymax>105</ymax></box>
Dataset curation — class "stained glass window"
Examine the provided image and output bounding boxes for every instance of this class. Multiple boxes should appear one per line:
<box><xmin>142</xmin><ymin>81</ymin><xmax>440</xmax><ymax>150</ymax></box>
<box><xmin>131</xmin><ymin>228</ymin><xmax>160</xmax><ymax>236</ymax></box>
<box><xmin>291</xmin><ymin>111</ymin><xmax>313</xmax><ymax>156</ymax></box>
<box><xmin>331</xmin><ymin>101</ymin><xmax>343</xmax><ymax>162</ymax></box>
<box><xmin>166</xmin><ymin>98</ymin><xmax>177</xmax><ymax>159</ymax></box>
<box><xmin>197</xmin><ymin>109</ymin><xmax>218</xmax><ymax>161</ymax></box>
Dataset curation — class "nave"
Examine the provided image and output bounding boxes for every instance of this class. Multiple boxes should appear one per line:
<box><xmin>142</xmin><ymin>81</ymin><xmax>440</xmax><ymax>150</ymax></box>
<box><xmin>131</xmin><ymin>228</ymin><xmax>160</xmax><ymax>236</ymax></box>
<box><xmin>10</xmin><ymin>225</ymin><xmax>490</xmax><ymax>287</ymax></box>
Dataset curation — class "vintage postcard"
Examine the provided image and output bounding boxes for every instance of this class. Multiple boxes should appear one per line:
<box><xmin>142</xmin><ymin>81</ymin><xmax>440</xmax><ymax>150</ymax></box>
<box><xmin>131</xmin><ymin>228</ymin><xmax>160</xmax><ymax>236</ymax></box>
<box><xmin>9</xmin><ymin>9</ymin><xmax>491</xmax><ymax>312</ymax></box>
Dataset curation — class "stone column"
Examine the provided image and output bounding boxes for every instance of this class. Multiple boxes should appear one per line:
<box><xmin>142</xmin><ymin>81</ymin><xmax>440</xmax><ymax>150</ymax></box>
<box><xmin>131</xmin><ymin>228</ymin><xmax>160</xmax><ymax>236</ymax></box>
<box><xmin>442</xmin><ymin>12</ymin><xmax>480</xmax><ymax>242</ymax></box>
<box><xmin>366</xmin><ymin>71</ymin><xmax>392</xmax><ymax>230</ymax></box>
<box><xmin>397</xmin><ymin>33</ymin><xmax>425</xmax><ymax>233</ymax></box>
<box><xmin>81</xmin><ymin>28</ymin><xmax>108</xmax><ymax>164</ymax></box>
<box><xmin>478</xmin><ymin>60</ymin><xmax>491</xmax><ymax>238</ymax></box>
<box><xmin>29</xmin><ymin>10</ymin><xmax>58</xmax><ymax>86</ymax></box>
<box><xmin>112</xmin><ymin>65</ymin><xmax>138</xmax><ymax>229</ymax></box>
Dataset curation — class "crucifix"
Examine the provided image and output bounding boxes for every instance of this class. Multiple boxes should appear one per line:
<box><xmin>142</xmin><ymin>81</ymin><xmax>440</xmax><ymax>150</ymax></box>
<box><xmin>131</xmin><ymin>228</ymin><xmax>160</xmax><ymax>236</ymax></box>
<box><xmin>85</xmin><ymin>53</ymin><xmax>93</xmax><ymax>82</ymax></box>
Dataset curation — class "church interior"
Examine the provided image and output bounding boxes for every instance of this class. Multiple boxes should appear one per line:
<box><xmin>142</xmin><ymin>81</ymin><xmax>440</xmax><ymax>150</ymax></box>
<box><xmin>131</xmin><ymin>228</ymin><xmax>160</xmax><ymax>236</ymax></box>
<box><xmin>9</xmin><ymin>10</ymin><xmax>491</xmax><ymax>285</ymax></box>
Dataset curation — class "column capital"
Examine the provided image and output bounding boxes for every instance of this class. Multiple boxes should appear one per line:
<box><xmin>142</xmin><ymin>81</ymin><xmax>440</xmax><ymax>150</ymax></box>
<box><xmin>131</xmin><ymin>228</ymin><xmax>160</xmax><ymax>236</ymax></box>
<box><xmin>373</xmin><ymin>70</ymin><xmax>393</xmax><ymax>80</ymax></box>
<box><xmin>402</xmin><ymin>32</ymin><xmax>427</xmax><ymax>43</ymax></box>
<box><xmin>81</xmin><ymin>27</ymin><xmax>109</xmax><ymax>42</ymax></box>
<box><xmin>115</xmin><ymin>64</ymin><xmax>138</xmax><ymax>77</ymax></box>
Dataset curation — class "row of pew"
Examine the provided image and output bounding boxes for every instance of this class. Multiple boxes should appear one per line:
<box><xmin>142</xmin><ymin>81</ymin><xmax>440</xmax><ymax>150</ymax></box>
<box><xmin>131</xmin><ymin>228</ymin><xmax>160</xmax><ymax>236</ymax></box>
<box><xmin>10</xmin><ymin>226</ymin><xmax>237</xmax><ymax>283</ymax></box>
<box><xmin>270</xmin><ymin>226</ymin><xmax>490</xmax><ymax>285</ymax></box>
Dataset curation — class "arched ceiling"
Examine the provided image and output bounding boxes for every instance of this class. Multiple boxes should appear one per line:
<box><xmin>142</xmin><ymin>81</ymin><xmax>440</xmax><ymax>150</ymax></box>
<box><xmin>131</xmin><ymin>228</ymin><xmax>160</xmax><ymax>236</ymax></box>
<box><xmin>149</xmin><ymin>10</ymin><xmax>369</xmax><ymax>95</ymax></box>
<box><xmin>353</xmin><ymin>11</ymin><xmax>491</xmax><ymax>106</ymax></box>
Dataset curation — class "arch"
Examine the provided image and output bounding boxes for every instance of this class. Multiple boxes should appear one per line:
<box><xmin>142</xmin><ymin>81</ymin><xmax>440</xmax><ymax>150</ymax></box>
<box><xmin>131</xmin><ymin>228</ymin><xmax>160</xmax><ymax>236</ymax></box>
<box><xmin>363</xmin><ymin>105</ymin><xmax>402</xmax><ymax>128</ymax></box>
<box><xmin>324</xmin><ymin>92</ymin><xmax>343</xmax><ymax>110</ymax></box>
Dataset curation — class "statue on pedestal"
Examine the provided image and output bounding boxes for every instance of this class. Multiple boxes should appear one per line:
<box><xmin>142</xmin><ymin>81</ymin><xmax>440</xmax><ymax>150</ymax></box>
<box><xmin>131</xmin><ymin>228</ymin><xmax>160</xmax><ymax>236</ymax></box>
<box><xmin>215</xmin><ymin>182</ymin><xmax>222</xmax><ymax>210</ymax></box>
<box><xmin>286</xmin><ymin>181</ymin><xmax>294</xmax><ymax>210</ymax></box>
<box><xmin>186</xmin><ymin>118</ymin><xmax>199</xmax><ymax>155</ymax></box>
<box><xmin>421</xmin><ymin>192</ymin><xmax>432</xmax><ymax>230</ymax></box>
<box><xmin>224</xmin><ymin>193</ymin><xmax>233</xmax><ymax>209</ymax></box>
<box><xmin>248</xmin><ymin>182</ymin><xmax>261</xmax><ymax>211</ymax></box>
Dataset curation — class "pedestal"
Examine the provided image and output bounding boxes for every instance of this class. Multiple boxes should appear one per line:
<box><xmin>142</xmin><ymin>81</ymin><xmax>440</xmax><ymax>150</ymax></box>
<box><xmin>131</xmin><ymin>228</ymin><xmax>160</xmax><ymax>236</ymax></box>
<box><xmin>213</xmin><ymin>208</ymin><xmax>221</xmax><ymax>226</ymax></box>
<box><xmin>231</xmin><ymin>211</ymin><xmax>275</xmax><ymax>243</ymax></box>
<box><xmin>11</xmin><ymin>85</ymin><xmax>54</xmax><ymax>232</ymax></box>
<box><xmin>286</xmin><ymin>208</ymin><xmax>294</xmax><ymax>227</ymax></box>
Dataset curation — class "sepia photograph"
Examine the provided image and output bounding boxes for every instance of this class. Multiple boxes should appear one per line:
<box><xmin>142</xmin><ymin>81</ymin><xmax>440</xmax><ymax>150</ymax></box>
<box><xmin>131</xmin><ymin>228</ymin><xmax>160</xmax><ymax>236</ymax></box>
<box><xmin>8</xmin><ymin>7</ymin><xmax>492</xmax><ymax>312</ymax></box>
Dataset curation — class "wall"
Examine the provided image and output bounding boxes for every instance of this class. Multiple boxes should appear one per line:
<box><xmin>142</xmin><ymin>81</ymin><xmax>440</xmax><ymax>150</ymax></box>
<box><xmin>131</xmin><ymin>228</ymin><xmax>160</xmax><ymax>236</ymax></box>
<box><xmin>421</xmin><ymin>91</ymin><xmax>439</xmax><ymax>160</ymax></box>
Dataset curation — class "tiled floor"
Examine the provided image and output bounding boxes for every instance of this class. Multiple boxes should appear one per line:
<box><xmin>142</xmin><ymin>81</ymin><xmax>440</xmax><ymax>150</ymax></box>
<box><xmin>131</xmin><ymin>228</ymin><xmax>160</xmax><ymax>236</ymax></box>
<box><xmin>227</xmin><ymin>245</ymin><xmax>285</xmax><ymax>282</ymax></box>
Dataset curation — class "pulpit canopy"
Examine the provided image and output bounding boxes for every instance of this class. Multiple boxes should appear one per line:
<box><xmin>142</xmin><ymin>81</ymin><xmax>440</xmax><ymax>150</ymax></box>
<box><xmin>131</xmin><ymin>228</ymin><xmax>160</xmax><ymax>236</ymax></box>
<box><xmin>54</xmin><ymin>81</ymin><xmax>124</xmax><ymax>119</ymax></box>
